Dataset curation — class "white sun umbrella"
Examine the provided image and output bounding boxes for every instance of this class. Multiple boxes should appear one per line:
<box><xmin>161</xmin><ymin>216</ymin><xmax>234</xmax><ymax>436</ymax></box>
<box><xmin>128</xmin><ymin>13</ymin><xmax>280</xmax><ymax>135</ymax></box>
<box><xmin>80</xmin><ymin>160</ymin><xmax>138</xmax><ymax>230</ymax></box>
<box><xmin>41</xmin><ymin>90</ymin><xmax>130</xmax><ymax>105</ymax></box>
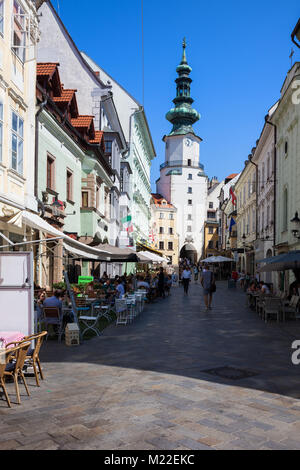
<box><xmin>201</xmin><ymin>256</ymin><xmax>233</xmax><ymax>263</ymax></box>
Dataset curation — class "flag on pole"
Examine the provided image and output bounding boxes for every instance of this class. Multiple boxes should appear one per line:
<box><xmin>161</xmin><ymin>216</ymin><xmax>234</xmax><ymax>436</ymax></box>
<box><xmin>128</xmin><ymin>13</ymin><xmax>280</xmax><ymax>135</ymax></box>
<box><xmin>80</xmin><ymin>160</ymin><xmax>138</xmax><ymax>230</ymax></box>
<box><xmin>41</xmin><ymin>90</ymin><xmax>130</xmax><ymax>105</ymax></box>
<box><xmin>229</xmin><ymin>186</ymin><xmax>237</xmax><ymax>206</ymax></box>
<box><xmin>229</xmin><ymin>217</ymin><xmax>236</xmax><ymax>233</ymax></box>
<box><xmin>121</xmin><ymin>215</ymin><xmax>132</xmax><ymax>224</ymax></box>
<box><xmin>121</xmin><ymin>214</ymin><xmax>133</xmax><ymax>234</ymax></box>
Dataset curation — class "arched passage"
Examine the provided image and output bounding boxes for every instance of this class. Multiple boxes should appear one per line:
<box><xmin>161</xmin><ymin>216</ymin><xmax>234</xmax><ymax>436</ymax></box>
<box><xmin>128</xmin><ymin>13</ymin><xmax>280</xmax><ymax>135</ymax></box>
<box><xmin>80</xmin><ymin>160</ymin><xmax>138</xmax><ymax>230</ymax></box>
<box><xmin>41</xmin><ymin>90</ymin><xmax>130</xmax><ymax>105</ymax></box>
<box><xmin>180</xmin><ymin>244</ymin><xmax>198</xmax><ymax>264</ymax></box>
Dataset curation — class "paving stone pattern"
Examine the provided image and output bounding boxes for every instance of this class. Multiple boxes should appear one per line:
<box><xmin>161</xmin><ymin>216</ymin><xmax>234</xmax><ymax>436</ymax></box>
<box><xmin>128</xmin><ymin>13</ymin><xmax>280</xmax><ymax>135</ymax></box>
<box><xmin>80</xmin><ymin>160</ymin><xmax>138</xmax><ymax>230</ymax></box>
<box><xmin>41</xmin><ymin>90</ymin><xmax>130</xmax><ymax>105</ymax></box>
<box><xmin>1</xmin><ymin>281</ymin><xmax>300</xmax><ymax>450</ymax></box>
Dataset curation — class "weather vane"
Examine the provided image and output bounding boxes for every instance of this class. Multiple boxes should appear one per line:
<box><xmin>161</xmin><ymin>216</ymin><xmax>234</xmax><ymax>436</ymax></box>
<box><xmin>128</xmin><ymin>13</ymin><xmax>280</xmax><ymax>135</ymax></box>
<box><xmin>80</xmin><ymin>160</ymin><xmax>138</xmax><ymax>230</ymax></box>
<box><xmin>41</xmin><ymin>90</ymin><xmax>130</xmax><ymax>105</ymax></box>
<box><xmin>183</xmin><ymin>37</ymin><xmax>187</xmax><ymax>49</ymax></box>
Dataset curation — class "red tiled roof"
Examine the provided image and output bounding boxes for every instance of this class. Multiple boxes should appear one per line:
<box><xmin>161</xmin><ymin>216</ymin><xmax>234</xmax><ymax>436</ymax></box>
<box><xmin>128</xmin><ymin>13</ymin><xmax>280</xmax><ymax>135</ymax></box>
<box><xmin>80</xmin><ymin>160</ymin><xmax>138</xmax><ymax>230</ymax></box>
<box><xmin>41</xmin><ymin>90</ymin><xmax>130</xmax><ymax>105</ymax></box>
<box><xmin>71</xmin><ymin>115</ymin><xmax>94</xmax><ymax>128</ymax></box>
<box><xmin>89</xmin><ymin>131</ymin><xmax>104</xmax><ymax>144</ymax></box>
<box><xmin>151</xmin><ymin>193</ymin><xmax>174</xmax><ymax>208</ymax></box>
<box><xmin>53</xmin><ymin>89</ymin><xmax>77</xmax><ymax>103</ymax></box>
<box><xmin>37</xmin><ymin>63</ymin><xmax>59</xmax><ymax>77</ymax></box>
<box><xmin>226</xmin><ymin>173</ymin><xmax>238</xmax><ymax>180</ymax></box>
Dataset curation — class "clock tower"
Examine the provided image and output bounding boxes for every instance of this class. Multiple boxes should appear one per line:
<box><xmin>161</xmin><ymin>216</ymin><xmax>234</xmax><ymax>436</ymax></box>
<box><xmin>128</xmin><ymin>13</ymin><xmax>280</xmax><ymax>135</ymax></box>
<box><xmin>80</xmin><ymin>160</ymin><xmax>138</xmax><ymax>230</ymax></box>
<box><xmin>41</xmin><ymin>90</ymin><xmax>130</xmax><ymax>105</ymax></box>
<box><xmin>156</xmin><ymin>39</ymin><xmax>208</xmax><ymax>264</ymax></box>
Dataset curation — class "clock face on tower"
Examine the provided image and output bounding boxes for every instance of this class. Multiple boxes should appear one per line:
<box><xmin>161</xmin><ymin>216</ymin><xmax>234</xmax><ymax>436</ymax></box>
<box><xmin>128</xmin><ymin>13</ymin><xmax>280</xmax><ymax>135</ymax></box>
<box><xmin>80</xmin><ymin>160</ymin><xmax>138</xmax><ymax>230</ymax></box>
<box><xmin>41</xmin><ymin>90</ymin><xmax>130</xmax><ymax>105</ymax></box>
<box><xmin>185</xmin><ymin>138</ymin><xmax>192</xmax><ymax>147</ymax></box>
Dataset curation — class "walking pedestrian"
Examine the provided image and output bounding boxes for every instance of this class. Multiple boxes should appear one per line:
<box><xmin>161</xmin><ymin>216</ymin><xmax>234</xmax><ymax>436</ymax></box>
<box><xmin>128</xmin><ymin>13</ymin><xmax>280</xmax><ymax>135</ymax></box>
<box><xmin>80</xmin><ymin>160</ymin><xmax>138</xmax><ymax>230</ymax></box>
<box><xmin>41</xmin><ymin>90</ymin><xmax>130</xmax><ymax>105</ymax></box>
<box><xmin>182</xmin><ymin>266</ymin><xmax>192</xmax><ymax>295</ymax></box>
<box><xmin>200</xmin><ymin>264</ymin><xmax>216</xmax><ymax>311</ymax></box>
<box><xmin>158</xmin><ymin>267</ymin><xmax>166</xmax><ymax>298</ymax></box>
<box><xmin>193</xmin><ymin>265</ymin><xmax>199</xmax><ymax>283</ymax></box>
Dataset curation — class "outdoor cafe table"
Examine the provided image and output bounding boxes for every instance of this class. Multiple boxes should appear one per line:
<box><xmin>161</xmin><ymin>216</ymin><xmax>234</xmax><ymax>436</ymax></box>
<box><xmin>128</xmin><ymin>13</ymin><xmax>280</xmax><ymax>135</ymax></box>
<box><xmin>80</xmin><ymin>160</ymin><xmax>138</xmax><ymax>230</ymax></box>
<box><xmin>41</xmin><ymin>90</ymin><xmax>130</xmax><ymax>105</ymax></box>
<box><xmin>0</xmin><ymin>331</ymin><xmax>24</xmax><ymax>348</ymax></box>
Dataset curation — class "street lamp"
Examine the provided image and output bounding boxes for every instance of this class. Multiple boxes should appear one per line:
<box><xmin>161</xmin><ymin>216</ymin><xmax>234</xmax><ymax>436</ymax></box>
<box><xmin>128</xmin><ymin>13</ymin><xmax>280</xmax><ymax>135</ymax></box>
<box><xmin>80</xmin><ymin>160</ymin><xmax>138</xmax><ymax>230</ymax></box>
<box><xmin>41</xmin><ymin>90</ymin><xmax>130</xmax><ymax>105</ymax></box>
<box><xmin>291</xmin><ymin>211</ymin><xmax>300</xmax><ymax>239</ymax></box>
<box><xmin>291</xmin><ymin>18</ymin><xmax>300</xmax><ymax>49</ymax></box>
<box><xmin>51</xmin><ymin>197</ymin><xmax>62</xmax><ymax>217</ymax></box>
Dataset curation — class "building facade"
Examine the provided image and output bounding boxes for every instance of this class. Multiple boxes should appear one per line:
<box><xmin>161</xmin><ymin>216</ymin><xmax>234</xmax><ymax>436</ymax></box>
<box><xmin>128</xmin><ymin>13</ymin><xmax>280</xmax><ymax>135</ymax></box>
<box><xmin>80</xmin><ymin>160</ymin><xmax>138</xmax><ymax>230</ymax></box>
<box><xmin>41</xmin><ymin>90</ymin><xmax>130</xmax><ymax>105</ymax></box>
<box><xmin>235</xmin><ymin>159</ymin><xmax>256</xmax><ymax>275</ymax></box>
<box><xmin>271</xmin><ymin>62</ymin><xmax>300</xmax><ymax>289</ymax></box>
<box><xmin>156</xmin><ymin>41</ymin><xmax>208</xmax><ymax>264</ymax></box>
<box><xmin>218</xmin><ymin>174</ymin><xmax>240</xmax><ymax>258</ymax></box>
<box><xmin>36</xmin><ymin>0</ymin><xmax>127</xmax><ymax>248</ymax></box>
<box><xmin>252</xmin><ymin>103</ymin><xmax>277</xmax><ymax>286</ymax></box>
<box><xmin>0</xmin><ymin>0</ymin><xmax>41</xmax><ymax>265</ymax></box>
<box><xmin>203</xmin><ymin>178</ymin><xmax>223</xmax><ymax>258</ymax></box>
<box><xmin>82</xmin><ymin>52</ymin><xmax>156</xmax><ymax>248</ymax></box>
<box><xmin>35</xmin><ymin>62</ymin><xmax>115</xmax><ymax>286</ymax></box>
<box><xmin>150</xmin><ymin>194</ymin><xmax>179</xmax><ymax>266</ymax></box>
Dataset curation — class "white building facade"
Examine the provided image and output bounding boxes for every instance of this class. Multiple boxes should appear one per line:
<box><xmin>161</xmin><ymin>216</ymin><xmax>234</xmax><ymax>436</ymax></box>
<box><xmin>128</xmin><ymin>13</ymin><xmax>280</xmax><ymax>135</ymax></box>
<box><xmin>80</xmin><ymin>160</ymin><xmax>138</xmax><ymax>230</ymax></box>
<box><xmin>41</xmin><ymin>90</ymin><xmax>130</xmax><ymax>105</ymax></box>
<box><xmin>156</xmin><ymin>41</ymin><xmax>208</xmax><ymax>263</ymax></box>
<box><xmin>81</xmin><ymin>52</ymin><xmax>156</xmax><ymax>248</ymax></box>
<box><xmin>0</xmin><ymin>0</ymin><xmax>39</xmax><ymax>247</ymax></box>
<box><xmin>36</xmin><ymin>0</ymin><xmax>127</xmax><ymax>247</ymax></box>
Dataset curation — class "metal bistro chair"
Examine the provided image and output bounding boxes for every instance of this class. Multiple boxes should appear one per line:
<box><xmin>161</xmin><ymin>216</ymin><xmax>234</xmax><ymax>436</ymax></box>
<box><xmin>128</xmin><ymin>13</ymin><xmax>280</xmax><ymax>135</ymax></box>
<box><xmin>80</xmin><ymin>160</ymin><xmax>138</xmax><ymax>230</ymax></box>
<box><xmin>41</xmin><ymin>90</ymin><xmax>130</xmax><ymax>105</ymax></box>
<box><xmin>93</xmin><ymin>298</ymin><xmax>114</xmax><ymax>322</ymax></box>
<box><xmin>43</xmin><ymin>307</ymin><xmax>64</xmax><ymax>342</ymax></box>
<box><xmin>115</xmin><ymin>299</ymin><xmax>129</xmax><ymax>326</ymax></box>
<box><xmin>263</xmin><ymin>297</ymin><xmax>282</xmax><ymax>323</ymax></box>
<box><xmin>256</xmin><ymin>293</ymin><xmax>265</xmax><ymax>317</ymax></box>
<box><xmin>78</xmin><ymin>307</ymin><xmax>103</xmax><ymax>339</ymax></box>
<box><xmin>282</xmin><ymin>295</ymin><xmax>300</xmax><ymax>322</ymax></box>
<box><xmin>75</xmin><ymin>296</ymin><xmax>92</xmax><ymax>316</ymax></box>
<box><xmin>126</xmin><ymin>296</ymin><xmax>137</xmax><ymax>322</ymax></box>
<box><xmin>135</xmin><ymin>293</ymin><xmax>143</xmax><ymax>315</ymax></box>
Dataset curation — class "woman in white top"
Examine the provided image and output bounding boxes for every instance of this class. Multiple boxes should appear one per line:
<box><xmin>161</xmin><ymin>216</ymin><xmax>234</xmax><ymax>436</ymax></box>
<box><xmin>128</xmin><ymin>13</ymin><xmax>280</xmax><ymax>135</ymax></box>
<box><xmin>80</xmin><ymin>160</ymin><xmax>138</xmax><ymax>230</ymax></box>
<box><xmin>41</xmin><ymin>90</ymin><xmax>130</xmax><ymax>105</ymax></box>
<box><xmin>182</xmin><ymin>268</ymin><xmax>192</xmax><ymax>295</ymax></box>
<box><xmin>261</xmin><ymin>283</ymin><xmax>271</xmax><ymax>294</ymax></box>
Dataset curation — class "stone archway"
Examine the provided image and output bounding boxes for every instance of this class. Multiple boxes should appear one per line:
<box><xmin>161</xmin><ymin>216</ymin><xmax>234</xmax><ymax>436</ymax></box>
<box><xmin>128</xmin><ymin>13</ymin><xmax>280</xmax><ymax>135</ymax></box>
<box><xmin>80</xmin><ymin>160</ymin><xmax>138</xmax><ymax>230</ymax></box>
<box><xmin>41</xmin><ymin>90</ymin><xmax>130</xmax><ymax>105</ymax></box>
<box><xmin>180</xmin><ymin>244</ymin><xmax>198</xmax><ymax>265</ymax></box>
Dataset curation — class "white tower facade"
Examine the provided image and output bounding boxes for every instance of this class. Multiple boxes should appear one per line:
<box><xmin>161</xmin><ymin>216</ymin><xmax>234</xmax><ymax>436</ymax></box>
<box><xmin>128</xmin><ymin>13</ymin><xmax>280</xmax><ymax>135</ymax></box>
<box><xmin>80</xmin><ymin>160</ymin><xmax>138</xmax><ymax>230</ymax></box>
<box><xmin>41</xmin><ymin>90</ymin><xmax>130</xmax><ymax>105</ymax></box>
<box><xmin>156</xmin><ymin>41</ymin><xmax>208</xmax><ymax>263</ymax></box>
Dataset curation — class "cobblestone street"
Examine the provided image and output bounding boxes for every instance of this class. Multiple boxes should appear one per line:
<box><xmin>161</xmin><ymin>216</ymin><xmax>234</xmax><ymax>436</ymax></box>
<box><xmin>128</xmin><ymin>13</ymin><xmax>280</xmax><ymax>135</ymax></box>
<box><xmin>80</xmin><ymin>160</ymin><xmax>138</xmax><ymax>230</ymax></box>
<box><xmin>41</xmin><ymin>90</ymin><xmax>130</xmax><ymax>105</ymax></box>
<box><xmin>1</xmin><ymin>281</ymin><xmax>300</xmax><ymax>450</ymax></box>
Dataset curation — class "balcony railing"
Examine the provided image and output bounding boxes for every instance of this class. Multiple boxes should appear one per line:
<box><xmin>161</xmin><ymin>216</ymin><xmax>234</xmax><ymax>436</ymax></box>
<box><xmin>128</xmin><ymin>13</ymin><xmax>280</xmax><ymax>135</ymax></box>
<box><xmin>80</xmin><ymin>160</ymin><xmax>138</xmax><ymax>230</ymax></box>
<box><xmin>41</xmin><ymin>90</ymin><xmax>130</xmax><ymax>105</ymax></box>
<box><xmin>160</xmin><ymin>160</ymin><xmax>204</xmax><ymax>171</ymax></box>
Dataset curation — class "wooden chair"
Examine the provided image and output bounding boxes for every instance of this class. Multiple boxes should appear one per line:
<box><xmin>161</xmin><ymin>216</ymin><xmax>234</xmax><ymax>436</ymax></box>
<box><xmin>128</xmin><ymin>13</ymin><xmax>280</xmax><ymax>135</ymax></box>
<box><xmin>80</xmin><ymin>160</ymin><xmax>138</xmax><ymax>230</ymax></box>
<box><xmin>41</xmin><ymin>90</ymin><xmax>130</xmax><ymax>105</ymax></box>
<box><xmin>4</xmin><ymin>342</ymin><xmax>31</xmax><ymax>405</ymax></box>
<box><xmin>6</xmin><ymin>331</ymin><xmax>47</xmax><ymax>387</ymax></box>
<box><xmin>24</xmin><ymin>331</ymin><xmax>47</xmax><ymax>387</ymax></box>
<box><xmin>43</xmin><ymin>307</ymin><xmax>64</xmax><ymax>341</ymax></box>
<box><xmin>0</xmin><ymin>346</ymin><xmax>19</xmax><ymax>408</ymax></box>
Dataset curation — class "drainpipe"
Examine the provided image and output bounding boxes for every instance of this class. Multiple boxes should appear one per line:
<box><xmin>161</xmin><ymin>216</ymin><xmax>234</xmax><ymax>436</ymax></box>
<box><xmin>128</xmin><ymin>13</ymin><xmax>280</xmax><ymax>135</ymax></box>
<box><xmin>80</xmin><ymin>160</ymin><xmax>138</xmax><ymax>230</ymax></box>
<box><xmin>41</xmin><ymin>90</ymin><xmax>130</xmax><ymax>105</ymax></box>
<box><xmin>248</xmin><ymin>154</ymin><xmax>258</xmax><ymax>240</ymax></box>
<box><xmin>248</xmin><ymin>154</ymin><xmax>258</xmax><ymax>276</ymax></box>
<box><xmin>35</xmin><ymin>94</ymin><xmax>48</xmax><ymax>198</ymax></box>
<box><xmin>264</xmin><ymin>115</ymin><xmax>277</xmax><ymax>253</ymax></box>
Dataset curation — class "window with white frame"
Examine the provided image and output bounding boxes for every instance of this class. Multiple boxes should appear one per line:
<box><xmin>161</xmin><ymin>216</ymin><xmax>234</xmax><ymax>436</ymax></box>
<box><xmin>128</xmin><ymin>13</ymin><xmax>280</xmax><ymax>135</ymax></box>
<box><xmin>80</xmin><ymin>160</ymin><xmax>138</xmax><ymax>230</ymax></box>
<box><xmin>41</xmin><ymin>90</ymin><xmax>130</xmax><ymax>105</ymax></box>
<box><xmin>11</xmin><ymin>110</ymin><xmax>24</xmax><ymax>174</ymax></box>
<box><xmin>12</xmin><ymin>1</ymin><xmax>26</xmax><ymax>62</ymax></box>
<box><xmin>0</xmin><ymin>101</ymin><xmax>3</xmax><ymax>162</ymax></box>
<box><xmin>0</xmin><ymin>0</ymin><xmax>4</xmax><ymax>36</ymax></box>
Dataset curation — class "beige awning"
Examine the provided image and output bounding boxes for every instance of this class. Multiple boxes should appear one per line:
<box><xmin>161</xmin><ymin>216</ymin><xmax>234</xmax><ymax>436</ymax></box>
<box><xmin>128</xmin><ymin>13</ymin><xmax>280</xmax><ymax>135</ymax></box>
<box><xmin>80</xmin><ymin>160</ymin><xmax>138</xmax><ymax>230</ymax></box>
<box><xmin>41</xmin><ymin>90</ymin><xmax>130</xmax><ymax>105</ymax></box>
<box><xmin>22</xmin><ymin>211</ymin><xmax>112</xmax><ymax>259</ymax></box>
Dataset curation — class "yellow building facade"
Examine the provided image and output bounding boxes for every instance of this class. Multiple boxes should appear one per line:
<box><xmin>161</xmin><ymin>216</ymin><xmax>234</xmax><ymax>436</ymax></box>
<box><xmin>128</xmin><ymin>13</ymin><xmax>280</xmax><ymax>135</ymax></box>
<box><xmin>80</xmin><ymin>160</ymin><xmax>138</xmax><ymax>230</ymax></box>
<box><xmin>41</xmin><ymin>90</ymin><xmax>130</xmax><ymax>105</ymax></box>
<box><xmin>150</xmin><ymin>194</ymin><xmax>179</xmax><ymax>266</ymax></box>
<box><xmin>0</xmin><ymin>0</ymin><xmax>39</xmax><ymax>247</ymax></box>
<box><xmin>235</xmin><ymin>159</ymin><xmax>257</xmax><ymax>275</ymax></box>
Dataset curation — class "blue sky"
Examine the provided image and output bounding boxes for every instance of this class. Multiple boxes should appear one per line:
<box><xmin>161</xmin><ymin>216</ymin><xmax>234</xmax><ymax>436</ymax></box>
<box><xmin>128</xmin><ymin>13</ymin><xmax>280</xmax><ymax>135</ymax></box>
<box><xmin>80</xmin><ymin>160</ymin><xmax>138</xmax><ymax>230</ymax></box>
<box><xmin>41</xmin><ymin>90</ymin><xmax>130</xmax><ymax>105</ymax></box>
<box><xmin>56</xmin><ymin>0</ymin><xmax>300</xmax><ymax>191</ymax></box>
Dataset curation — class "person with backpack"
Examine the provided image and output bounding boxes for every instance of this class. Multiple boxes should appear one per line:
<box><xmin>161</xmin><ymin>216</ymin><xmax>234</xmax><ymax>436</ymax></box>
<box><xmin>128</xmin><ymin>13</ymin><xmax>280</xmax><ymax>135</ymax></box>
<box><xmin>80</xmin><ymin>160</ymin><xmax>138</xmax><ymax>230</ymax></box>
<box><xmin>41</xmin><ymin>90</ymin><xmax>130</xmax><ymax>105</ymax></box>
<box><xmin>200</xmin><ymin>264</ymin><xmax>216</xmax><ymax>311</ymax></box>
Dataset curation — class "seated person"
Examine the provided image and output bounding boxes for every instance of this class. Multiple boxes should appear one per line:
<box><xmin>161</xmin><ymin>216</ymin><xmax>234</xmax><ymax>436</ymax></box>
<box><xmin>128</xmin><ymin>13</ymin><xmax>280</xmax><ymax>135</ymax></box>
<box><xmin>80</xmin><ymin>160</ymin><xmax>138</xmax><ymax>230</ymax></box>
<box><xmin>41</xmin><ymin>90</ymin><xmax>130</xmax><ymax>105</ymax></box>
<box><xmin>260</xmin><ymin>282</ymin><xmax>271</xmax><ymax>294</ymax></box>
<box><xmin>247</xmin><ymin>282</ymin><xmax>257</xmax><ymax>293</ymax></box>
<box><xmin>85</xmin><ymin>281</ymin><xmax>94</xmax><ymax>295</ymax></box>
<box><xmin>36</xmin><ymin>290</ymin><xmax>46</xmax><ymax>319</ymax></box>
<box><xmin>116</xmin><ymin>279</ymin><xmax>125</xmax><ymax>298</ymax></box>
<box><xmin>43</xmin><ymin>289</ymin><xmax>63</xmax><ymax>315</ymax></box>
<box><xmin>137</xmin><ymin>275</ymin><xmax>150</xmax><ymax>290</ymax></box>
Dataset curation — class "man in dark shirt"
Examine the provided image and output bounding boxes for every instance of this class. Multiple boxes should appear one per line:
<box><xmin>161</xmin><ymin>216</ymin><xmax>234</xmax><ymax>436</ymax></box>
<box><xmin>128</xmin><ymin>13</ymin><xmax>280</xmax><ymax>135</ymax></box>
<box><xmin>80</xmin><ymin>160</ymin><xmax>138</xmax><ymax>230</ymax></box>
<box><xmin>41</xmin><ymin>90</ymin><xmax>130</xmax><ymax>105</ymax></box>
<box><xmin>43</xmin><ymin>290</ymin><xmax>63</xmax><ymax>315</ymax></box>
